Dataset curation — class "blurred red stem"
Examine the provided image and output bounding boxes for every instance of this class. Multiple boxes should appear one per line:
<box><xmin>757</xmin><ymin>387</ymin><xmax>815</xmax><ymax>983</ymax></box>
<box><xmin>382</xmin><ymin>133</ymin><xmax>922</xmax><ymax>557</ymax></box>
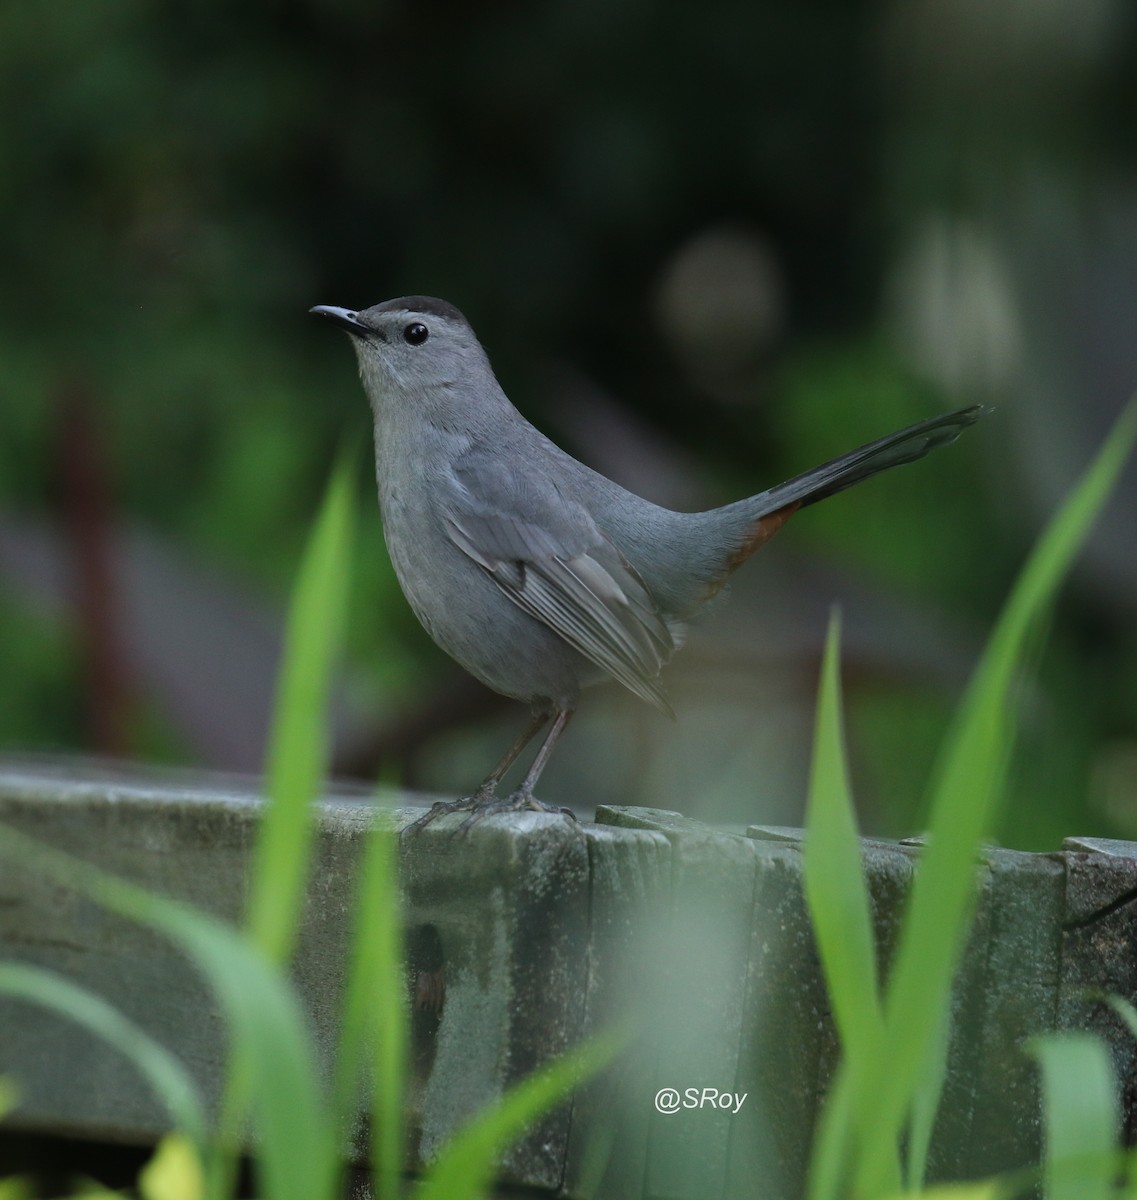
<box><xmin>57</xmin><ymin>379</ymin><xmax>132</xmax><ymax>756</ymax></box>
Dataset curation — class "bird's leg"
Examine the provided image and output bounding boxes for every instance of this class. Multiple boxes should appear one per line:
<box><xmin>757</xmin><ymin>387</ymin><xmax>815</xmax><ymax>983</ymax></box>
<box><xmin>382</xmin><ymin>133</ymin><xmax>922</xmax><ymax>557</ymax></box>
<box><xmin>403</xmin><ymin>709</ymin><xmax>552</xmax><ymax>834</ymax></box>
<box><xmin>455</xmin><ymin>709</ymin><xmax>577</xmax><ymax>831</ymax></box>
<box><xmin>511</xmin><ymin>708</ymin><xmax>574</xmax><ymax>809</ymax></box>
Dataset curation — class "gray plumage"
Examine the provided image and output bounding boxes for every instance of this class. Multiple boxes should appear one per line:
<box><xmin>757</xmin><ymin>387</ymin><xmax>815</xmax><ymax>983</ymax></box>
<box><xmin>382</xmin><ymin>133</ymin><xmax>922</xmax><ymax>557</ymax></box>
<box><xmin>311</xmin><ymin>295</ymin><xmax>983</xmax><ymax>823</ymax></box>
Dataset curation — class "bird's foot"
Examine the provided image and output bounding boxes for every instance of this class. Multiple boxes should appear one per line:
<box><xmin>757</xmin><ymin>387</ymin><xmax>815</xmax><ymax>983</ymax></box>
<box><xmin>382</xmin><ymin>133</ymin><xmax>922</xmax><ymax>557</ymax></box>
<box><xmin>455</xmin><ymin>789</ymin><xmax>577</xmax><ymax>833</ymax></box>
<box><xmin>402</xmin><ymin>784</ymin><xmax>498</xmax><ymax>837</ymax></box>
<box><xmin>402</xmin><ymin>786</ymin><xmax>577</xmax><ymax>837</ymax></box>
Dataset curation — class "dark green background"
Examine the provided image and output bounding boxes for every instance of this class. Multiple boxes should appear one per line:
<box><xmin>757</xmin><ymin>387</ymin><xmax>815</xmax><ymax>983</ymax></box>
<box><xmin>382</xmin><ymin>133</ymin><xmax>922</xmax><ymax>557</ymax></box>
<box><xmin>3</xmin><ymin>0</ymin><xmax>1136</xmax><ymax>846</ymax></box>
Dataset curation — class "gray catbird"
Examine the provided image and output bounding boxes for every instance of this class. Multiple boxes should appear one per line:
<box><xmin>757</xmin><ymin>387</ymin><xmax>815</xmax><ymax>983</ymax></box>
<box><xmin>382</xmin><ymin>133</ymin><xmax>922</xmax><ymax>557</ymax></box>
<box><xmin>311</xmin><ymin>295</ymin><xmax>983</xmax><ymax>826</ymax></box>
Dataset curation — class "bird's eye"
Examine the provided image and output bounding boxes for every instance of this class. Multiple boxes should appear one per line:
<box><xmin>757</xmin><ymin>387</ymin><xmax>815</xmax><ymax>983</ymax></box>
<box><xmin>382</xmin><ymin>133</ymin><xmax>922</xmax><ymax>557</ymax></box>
<box><xmin>403</xmin><ymin>322</ymin><xmax>429</xmax><ymax>346</ymax></box>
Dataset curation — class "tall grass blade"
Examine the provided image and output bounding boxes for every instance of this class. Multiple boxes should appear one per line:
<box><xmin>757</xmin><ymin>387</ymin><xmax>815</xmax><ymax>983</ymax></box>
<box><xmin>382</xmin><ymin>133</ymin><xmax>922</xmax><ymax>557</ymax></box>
<box><xmin>139</xmin><ymin>1133</ymin><xmax>205</xmax><ymax>1200</ymax></box>
<box><xmin>1029</xmin><ymin>1033</ymin><xmax>1118</xmax><ymax>1200</ymax></box>
<box><xmin>807</xmin><ymin>1067</ymin><xmax>857</xmax><ymax>1200</ymax></box>
<box><xmin>851</xmin><ymin>398</ymin><xmax>1137</xmax><ymax>1194</ymax></box>
<box><xmin>416</xmin><ymin>1028</ymin><xmax>625</xmax><ymax>1200</ymax></box>
<box><xmin>879</xmin><ymin>1184</ymin><xmax>1005</xmax><ymax>1199</ymax></box>
<box><xmin>0</xmin><ymin>964</ymin><xmax>206</xmax><ymax>1148</ymax></box>
<box><xmin>1100</xmin><ymin>996</ymin><xmax>1137</xmax><ymax>1192</ymax></box>
<box><xmin>0</xmin><ymin>827</ymin><xmax>335</xmax><ymax>1200</ymax></box>
<box><xmin>803</xmin><ymin>612</ymin><xmax>895</xmax><ymax>1198</ymax></box>
<box><xmin>247</xmin><ymin>454</ymin><xmax>356</xmax><ymax>965</ymax></box>
<box><xmin>1102</xmin><ymin>993</ymin><xmax>1137</xmax><ymax>1044</ymax></box>
<box><xmin>208</xmin><ymin>455</ymin><xmax>355</xmax><ymax>1197</ymax></box>
<box><xmin>905</xmin><ymin>1003</ymin><xmax>952</xmax><ymax>1190</ymax></box>
<box><xmin>367</xmin><ymin>824</ymin><xmax>407</xmax><ymax>1200</ymax></box>
<box><xmin>0</xmin><ymin>1078</ymin><xmax>18</xmax><ymax>1120</ymax></box>
<box><xmin>328</xmin><ymin>813</ymin><xmax>407</xmax><ymax>1200</ymax></box>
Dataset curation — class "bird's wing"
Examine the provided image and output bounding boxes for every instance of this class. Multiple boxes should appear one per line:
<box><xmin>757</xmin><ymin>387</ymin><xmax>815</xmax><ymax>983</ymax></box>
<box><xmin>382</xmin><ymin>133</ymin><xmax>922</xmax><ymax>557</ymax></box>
<box><xmin>443</xmin><ymin>459</ymin><xmax>676</xmax><ymax>715</ymax></box>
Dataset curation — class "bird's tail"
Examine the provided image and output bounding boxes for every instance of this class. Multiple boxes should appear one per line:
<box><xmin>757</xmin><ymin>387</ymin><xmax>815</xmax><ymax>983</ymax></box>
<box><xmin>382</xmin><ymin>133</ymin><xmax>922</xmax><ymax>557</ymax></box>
<box><xmin>751</xmin><ymin>404</ymin><xmax>986</xmax><ymax>515</ymax></box>
<box><xmin>692</xmin><ymin>405</ymin><xmax>986</xmax><ymax>600</ymax></box>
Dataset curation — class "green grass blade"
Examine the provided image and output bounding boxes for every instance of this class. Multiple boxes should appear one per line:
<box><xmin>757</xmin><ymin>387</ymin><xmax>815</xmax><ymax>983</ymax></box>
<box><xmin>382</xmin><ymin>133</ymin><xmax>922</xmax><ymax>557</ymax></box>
<box><xmin>0</xmin><ymin>964</ymin><xmax>207</xmax><ymax>1148</ymax></box>
<box><xmin>0</xmin><ymin>825</ymin><xmax>335</xmax><ymax>1200</ymax></box>
<box><xmin>807</xmin><ymin>1065</ymin><xmax>858</xmax><ymax>1200</ymax></box>
<box><xmin>1028</xmin><ymin>1033</ymin><xmax>1118</xmax><ymax>1200</ymax></box>
<box><xmin>905</xmin><ymin>1002</ymin><xmax>952</xmax><ymax>1190</ymax></box>
<box><xmin>852</xmin><ymin>398</ymin><xmax>1137</xmax><ymax>1195</ymax></box>
<box><xmin>328</xmin><ymin>813</ymin><xmax>407</xmax><ymax>1200</ymax></box>
<box><xmin>0</xmin><ymin>1176</ymin><xmax>36</xmax><ymax>1200</ymax></box>
<box><xmin>247</xmin><ymin>454</ymin><xmax>356</xmax><ymax>965</ymax></box>
<box><xmin>878</xmin><ymin>1184</ymin><xmax>1006</xmax><ymax>1199</ymax></box>
<box><xmin>150</xmin><ymin>903</ymin><xmax>335</xmax><ymax>1200</ymax></box>
<box><xmin>0</xmin><ymin>1077</ymin><xmax>19</xmax><ymax>1120</ymax></box>
<box><xmin>209</xmin><ymin>455</ymin><xmax>355</xmax><ymax>1197</ymax></box>
<box><xmin>803</xmin><ymin>612</ymin><xmax>895</xmax><ymax>1198</ymax></box>
<box><xmin>803</xmin><ymin>612</ymin><xmax>884</xmax><ymax>1052</ymax></box>
<box><xmin>139</xmin><ymin>1133</ymin><xmax>205</xmax><ymax>1200</ymax></box>
<box><xmin>417</xmin><ymin>1028</ymin><xmax>624</xmax><ymax>1200</ymax></box>
<box><xmin>1100</xmin><ymin>997</ymin><xmax>1137</xmax><ymax>1191</ymax></box>
<box><xmin>366</xmin><ymin>824</ymin><xmax>407</xmax><ymax>1200</ymax></box>
<box><xmin>1103</xmin><ymin>993</ymin><xmax>1137</xmax><ymax>1044</ymax></box>
<box><xmin>0</xmin><ymin>463</ymin><xmax>359</xmax><ymax>1199</ymax></box>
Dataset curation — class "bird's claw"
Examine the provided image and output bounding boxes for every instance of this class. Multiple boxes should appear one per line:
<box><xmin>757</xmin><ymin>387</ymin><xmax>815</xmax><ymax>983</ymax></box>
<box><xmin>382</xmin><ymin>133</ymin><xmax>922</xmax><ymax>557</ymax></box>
<box><xmin>402</xmin><ymin>788</ymin><xmax>577</xmax><ymax>837</ymax></box>
<box><xmin>454</xmin><ymin>791</ymin><xmax>577</xmax><ymax>834</ymax></box>
<box><xmin>401</xmin><ymin>788</ymin><xmax>493</xmax><ymax>837</ymax></box>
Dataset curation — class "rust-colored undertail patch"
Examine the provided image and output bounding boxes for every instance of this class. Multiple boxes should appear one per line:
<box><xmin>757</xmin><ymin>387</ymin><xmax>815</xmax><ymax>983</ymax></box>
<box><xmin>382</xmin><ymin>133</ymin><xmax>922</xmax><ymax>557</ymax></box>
<box><xmin>702</xmin><ymin>501</ymin><xmax>801</xmax><ymax>602</ymax></box>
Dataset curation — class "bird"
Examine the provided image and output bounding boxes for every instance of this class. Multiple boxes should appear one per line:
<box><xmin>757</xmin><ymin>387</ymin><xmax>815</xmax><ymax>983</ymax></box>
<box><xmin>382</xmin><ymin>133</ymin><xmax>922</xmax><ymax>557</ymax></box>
<box><xmin>310</xmin><ymin>295</ymin><xmax>984</xmax><ymax>827</ymax></box>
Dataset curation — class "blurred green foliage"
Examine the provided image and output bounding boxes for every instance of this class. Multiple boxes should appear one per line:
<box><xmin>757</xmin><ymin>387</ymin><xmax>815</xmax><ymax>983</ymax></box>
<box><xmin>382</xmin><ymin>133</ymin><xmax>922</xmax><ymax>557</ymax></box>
<box><xmin>0</xmin><ymin>595</ymin><xmax>81</xmax><ymax>748</ymax></box>
<box><xmin>1</xmin><ymin>0</ymin><xmax>1135</xmax><ymax>845</ymax></box>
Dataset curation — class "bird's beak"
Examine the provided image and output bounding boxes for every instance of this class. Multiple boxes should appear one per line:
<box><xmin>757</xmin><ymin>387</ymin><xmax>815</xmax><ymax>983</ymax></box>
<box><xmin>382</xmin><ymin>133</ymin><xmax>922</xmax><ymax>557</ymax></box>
<box><xmin>309</xmin><ymin>305</ymin><xmax>370</xmax><ymax>336</ymax></box>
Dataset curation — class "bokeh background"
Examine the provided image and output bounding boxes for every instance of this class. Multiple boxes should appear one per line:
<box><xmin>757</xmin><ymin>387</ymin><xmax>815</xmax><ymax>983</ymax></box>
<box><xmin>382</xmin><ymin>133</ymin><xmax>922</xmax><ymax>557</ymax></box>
<box><xmin>2</xmin><ymin>0</ymin><xmax>1136</xmax><ymax>846</ymax></box>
